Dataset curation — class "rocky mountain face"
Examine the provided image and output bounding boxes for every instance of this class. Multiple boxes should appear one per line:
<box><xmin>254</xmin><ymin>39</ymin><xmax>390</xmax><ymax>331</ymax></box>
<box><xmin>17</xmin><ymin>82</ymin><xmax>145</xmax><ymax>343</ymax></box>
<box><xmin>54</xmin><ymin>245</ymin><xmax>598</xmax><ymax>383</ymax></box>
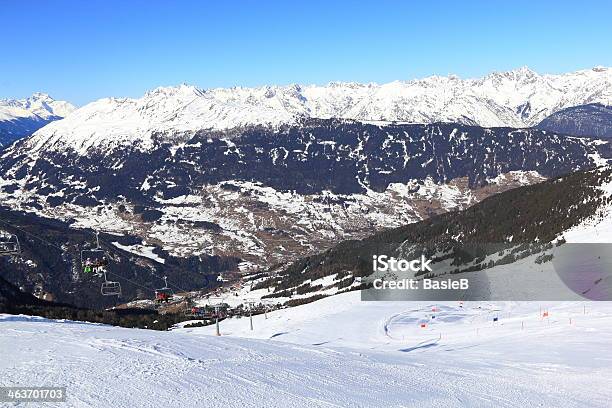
<box><xmin>538</xmin><ymin>103</ymin><xmax>612</xmax><ymax>139</ymax></box>
<box><xmin>0</xmin><ymin>93</ymin><xmax>75</xmax><ymax>148</ymax></box>
<box><xmin>0</xmin><ymin>120</ymin><xmax>609</xmax><ymax>267</ymax></box>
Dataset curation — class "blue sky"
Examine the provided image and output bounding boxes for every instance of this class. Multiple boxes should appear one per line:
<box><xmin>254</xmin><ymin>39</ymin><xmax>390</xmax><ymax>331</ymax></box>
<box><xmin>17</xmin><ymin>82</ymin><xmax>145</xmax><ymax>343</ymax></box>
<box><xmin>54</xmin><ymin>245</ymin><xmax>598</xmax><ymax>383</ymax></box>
<box><xmin>2</xmin><ymin>0</ymin><xmax>612</xmax><ymax>105</ymax></box>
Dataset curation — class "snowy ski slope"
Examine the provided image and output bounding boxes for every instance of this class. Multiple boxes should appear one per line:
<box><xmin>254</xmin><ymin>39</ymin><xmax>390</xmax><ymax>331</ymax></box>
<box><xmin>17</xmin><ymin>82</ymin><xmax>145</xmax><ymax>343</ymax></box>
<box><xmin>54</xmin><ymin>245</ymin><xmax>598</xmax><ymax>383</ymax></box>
<box><xmin>2</xmin><ymin>292</ymin><xmax>612</xmax><ymax>407</ymax></box>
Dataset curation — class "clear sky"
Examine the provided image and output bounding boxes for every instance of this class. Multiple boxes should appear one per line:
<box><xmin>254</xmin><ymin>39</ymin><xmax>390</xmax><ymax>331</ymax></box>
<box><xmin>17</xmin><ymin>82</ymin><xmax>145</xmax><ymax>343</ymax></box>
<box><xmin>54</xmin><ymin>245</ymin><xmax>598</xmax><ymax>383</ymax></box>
<box><xmin>2</xmin><ymin>0</ymin><xmax>612</xmax><ymax>106</ymax></box>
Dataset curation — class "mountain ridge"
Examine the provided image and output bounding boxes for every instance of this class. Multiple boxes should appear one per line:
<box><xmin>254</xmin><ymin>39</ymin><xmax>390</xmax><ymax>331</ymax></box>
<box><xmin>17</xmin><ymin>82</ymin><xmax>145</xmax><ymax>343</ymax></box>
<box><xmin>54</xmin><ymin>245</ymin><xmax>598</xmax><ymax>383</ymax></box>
<box><xmin>260</xmin><ymin>165</ymin><xmax>612</xmax><ymax>301</ymax></box>
<box><xmin>22</xmin><ymin>67</ymin><xmax>612</xmax><ymax>154</ymax></box>
<box><xmin>537</xmin><ymin>103</ymin><xmax>612</xmax><ymax>139</ymax></box>
<box><xmin>1</xmin><ymin>120</ymin><xmax>608</xmax><ymax>265</ymax></box>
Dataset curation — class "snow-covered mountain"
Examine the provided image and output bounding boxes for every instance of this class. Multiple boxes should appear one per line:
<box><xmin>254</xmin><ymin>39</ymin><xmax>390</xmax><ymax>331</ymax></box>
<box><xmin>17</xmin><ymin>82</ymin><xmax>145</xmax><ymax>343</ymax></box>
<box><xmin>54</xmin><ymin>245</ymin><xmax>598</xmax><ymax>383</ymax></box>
<box><xmin>22</xmin><ymin>66</ymin><xmax>612</xmax><ymax>154</ymax></box>
<box><xmin>538</xmin><ymin>103</ymin><xmax>612</xmax><ymax>139</ymax></box>
<box><xmin>0</xmin><ymin>93</ymin><xmax>75</xmax><ymax>148</ymax></box>
<box><xmin>1</xmin><ymin>120</ymin><xmax>608</xmax><ymax>266</ymax></box>
<box><xmin>1</xmin><ymin>127</ymin><xmax>610</xmax><ymax>307</ymax></box>
<box><xmin>2</xmin><ymin>68</ymin><xmax>612</xmax><ymax>306</ymax></box>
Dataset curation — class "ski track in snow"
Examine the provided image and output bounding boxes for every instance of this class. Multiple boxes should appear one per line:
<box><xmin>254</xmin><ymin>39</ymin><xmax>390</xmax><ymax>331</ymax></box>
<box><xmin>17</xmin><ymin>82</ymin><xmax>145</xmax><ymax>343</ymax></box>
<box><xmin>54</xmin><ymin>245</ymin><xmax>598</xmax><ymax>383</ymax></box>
<box><xmin>2</xmin><ymin>292</ymin><xmax>612</xmax><ymax>407</ymax></box>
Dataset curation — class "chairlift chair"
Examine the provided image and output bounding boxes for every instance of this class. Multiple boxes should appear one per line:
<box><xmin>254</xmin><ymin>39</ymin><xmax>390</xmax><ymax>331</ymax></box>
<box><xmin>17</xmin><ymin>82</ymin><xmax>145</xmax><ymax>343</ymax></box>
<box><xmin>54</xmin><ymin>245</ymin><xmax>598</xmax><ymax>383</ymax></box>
<box><xmin>155</xmin><ymin>276</ymin><xmax>174</xmax><ymax>303</ymax></box>
<box><xmin>244</xmin><ymin>298</ymin><xmax>257</xmax><ymax>309</ymax></box>
<box><xmin>0</xmin><ymin>234</ymin><xmax>21</xmax><ymax>256</ymax></box>
<box><xmin>100</xmin><ymin>271</ymin><xmax>121</xmax><ymax>296</ymax></box>
<box><xmin>81</xmin><ymin>232</ymin><xmax>108</xmax><ymax>274</ymax></box>
<box><xmin>202</xmin><ymin>308</ymin><xmax>218</xmax><ymax>319</ymax></box>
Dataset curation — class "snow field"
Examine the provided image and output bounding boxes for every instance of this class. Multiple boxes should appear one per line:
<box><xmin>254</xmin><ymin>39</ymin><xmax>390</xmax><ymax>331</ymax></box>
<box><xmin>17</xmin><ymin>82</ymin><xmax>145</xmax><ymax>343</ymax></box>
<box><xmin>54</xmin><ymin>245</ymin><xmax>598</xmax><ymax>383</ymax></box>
<box><xmin>2</xmin><ymin>290</ymin><xmax>611</xmax><ymax>407</ymax></box>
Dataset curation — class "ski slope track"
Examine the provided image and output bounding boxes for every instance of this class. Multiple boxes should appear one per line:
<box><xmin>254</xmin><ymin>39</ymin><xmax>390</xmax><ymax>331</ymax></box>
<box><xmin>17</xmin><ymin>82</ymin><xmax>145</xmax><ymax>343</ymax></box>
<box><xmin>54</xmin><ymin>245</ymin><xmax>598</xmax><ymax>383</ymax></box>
<box><xmin>2</xmin><ymin>293</ymin><xmax>612</xmax><ymax>407</ymax></box>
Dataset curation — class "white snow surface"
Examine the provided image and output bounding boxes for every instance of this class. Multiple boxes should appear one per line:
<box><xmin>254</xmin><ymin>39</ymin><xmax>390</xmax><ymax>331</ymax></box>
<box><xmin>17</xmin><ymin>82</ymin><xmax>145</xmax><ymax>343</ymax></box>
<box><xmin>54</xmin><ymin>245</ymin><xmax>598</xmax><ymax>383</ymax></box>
<box><xmin>23</xmin><ymin>66</ymin><xmax>612</xmax><ymax>153</ymax></box>
<box><xmin>2</xmin><ymin>294</ymin><xmax>612</xmax><ymax>407</ymax></box>
<box><xmin>0</xmin><ymin>92</ymin><xmax>75</xmax><ymax>122</ymax></box>
<box><xmin>563</xmin><ymin>174</ymin><xmax>612</xmax><ymax>243</ymax></box>
<box><xmin>112</xmin><ymin>241</ymin><xmax>166</xmax><ymax>264</ymax></box>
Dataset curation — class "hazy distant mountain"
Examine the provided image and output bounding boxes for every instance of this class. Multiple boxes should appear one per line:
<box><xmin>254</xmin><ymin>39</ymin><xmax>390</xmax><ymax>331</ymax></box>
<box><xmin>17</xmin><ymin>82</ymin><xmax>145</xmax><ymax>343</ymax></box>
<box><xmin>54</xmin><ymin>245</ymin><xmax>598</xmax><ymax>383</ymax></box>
<box><xmin>0</xmin><ymin>93</ymin><xmax>75</xmax><ymax>148</ymax></box>
<box><xmin>537</xmin><ymin>103</ymin><xmax>612</xmax><ymax>139</ymax></box>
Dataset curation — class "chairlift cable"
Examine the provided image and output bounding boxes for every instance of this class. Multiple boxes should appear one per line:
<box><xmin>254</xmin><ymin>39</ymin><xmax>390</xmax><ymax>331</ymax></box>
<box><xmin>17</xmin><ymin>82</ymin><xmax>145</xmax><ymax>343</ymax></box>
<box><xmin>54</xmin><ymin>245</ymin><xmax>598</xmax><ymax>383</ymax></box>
<box><xmin>1</xmin><ymin>217</ymin><xmax>215</xmax><ymax>297</ymax></box>
<box><xmin>0</xmin><ymin>218</ymin><xmax>65</xmax><ymax>252</ymax></box>
<box><xmin>80</xmin><ymin>230</ymin><xmax>187</xmax><ymax>294</ymax></box>
<box><xmin>80</xmin><ymin>230</ymin><xmax>188</xmax><ymax>294</ymax></box>
<box><xmin>0</xmin><ymin>218</ymin><xmax>158</xmax><ymax>294</ymax></box>
<box><xmin>104</xmin><ymin>269</ymin><xmax>155</xmax><ymax>294</ymax></box>
<box><xmin>148</xmin><ymin>270</ymin><xmax>188</xmax><ymax>294</ymax></box>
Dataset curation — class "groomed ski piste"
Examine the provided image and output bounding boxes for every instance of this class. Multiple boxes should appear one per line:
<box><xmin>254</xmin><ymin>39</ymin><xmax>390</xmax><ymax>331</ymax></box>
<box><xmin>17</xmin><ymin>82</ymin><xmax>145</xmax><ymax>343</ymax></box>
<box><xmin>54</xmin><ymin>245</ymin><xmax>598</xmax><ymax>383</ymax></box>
<box><xmin>2</xmin><ymin>292</ymin><xmax>612</xmax><ymax>407</ymax></box>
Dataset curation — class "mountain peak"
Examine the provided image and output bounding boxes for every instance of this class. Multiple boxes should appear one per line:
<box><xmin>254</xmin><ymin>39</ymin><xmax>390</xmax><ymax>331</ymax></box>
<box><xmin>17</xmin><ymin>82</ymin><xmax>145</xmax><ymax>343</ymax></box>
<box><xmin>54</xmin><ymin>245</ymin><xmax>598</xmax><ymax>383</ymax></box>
<box><xmin>29</xmin><ymin>92</ymin><xmax>53</xmax><ymax>101</ymax></box>
<box><xmin>0</xmin><ymin>93</ymin><xmax>75</xmax><ymax>122</ymax></box>
<box><xmin>514</xmin><ymin>66</ymin><xmax>537</xmax><ymax>75</ymax></box>
<box><xmin>0</xmin><ymin>93</ymin><xmax>75</xmax><ymax>147</ymax></box>
<box><xmin>144</xmin><ymin>84</ymin><xmax>204</xmax><ymax>98</ymax></box>
<box><xmin>484</xmin><ymin>66</ymin><xmax>538</xmax><ymax>82</ymax></box>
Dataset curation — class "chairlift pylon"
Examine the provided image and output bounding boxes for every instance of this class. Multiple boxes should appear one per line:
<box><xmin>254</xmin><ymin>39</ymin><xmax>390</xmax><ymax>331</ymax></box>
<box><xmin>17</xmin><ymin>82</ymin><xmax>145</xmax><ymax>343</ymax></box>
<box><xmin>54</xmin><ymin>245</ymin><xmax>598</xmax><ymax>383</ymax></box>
<box><xmin>0</xmin><ymin>233</ymin><xmax>21</xmax><ymax>256</ymax></box>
